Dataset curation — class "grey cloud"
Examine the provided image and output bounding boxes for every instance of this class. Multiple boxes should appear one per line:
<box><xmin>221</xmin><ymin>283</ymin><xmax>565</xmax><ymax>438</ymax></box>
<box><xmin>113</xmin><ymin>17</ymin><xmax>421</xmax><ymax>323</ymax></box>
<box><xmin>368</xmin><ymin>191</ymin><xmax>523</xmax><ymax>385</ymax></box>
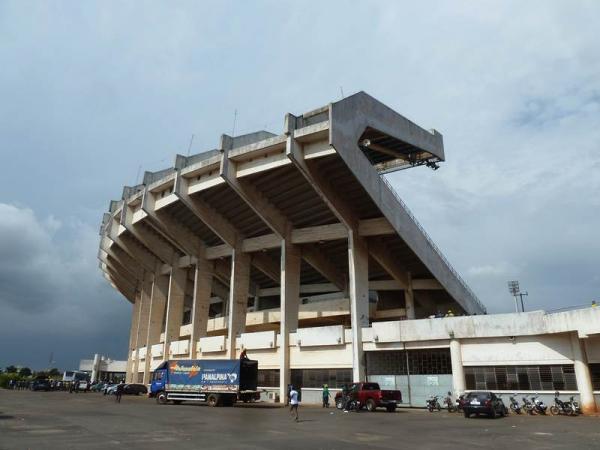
<box><xmin>0</xmin><ymin>203</ymin><xmax>131</xmax><ymax>368</ymax></box>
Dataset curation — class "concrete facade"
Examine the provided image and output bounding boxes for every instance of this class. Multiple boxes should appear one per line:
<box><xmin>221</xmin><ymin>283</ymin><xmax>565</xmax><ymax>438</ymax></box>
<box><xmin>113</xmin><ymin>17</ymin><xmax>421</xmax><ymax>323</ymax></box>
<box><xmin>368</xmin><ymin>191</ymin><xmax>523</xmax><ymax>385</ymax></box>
<box><xmin>79</xmin><ymin>354</ymin><xmax>127</xmax><ymax>382</ymax></box>
<box><xmin>98</xmin><ymin>92</ymin><xmax>597</xmax><ymax>411</ymax></box>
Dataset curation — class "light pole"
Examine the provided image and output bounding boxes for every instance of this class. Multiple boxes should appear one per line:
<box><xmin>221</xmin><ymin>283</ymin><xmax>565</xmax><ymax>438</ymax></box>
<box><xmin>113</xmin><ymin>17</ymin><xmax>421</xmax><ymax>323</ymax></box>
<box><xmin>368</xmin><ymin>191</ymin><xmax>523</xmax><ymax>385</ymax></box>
<box><xmin>507</xmin><ymin>281</ymin><xmax>528</xmax><ymax>312</ymax></box>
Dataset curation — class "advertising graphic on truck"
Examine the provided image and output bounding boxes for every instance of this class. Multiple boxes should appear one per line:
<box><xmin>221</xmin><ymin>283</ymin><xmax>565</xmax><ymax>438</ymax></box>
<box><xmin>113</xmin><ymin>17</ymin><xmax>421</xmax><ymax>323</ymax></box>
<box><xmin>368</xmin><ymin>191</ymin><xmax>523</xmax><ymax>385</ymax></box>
<box><xmin>151</xmin><ymin>358</ymin><xmax>259</xmax><ymax>406</ymax></box>
<box><xmin>166</xmin><ymin>360</ymin><xmax>241</xmax><ymax>392</ymax></box>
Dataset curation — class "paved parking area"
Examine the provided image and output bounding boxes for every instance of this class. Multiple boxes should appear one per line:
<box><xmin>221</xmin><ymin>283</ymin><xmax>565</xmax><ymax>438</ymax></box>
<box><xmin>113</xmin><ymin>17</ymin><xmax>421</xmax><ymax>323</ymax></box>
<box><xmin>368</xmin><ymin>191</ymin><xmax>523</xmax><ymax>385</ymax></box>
<box><xmin>1</xmin><ymin>390</ymin><xmax>599</xmax><ymax>449</ymax></box>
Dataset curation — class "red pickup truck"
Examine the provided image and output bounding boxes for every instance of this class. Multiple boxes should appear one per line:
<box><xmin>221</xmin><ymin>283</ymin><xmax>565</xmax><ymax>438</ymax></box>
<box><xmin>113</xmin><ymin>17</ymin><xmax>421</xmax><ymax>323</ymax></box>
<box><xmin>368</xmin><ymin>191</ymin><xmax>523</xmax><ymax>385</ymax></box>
<box><xmin>335</xmin><ymin>382</ymin><xmax>402</xmax><ymax>412</ymax></box>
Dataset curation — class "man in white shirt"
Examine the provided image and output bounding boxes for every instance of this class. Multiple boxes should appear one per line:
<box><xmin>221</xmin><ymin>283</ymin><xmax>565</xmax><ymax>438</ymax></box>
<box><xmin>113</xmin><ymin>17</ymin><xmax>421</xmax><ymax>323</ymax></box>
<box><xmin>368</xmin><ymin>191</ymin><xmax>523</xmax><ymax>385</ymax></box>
<box><xmin>289</xmin><ymin>386</ymin><xmax>299</xmax><ymax>422</ymax></box>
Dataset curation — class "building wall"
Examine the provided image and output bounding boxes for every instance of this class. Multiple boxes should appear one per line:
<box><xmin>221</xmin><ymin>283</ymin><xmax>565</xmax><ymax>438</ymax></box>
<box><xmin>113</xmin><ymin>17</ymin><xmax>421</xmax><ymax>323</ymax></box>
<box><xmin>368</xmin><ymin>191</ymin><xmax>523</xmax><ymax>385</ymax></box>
<box><xmin>126</xmin><ymin>309</ymin><xmax>600</xmax><ymax>409</ymax></box>
<box><xmin>461</xmin><ymin>334</ymin><xmax>574</xmax><ymax>366</ymax></box>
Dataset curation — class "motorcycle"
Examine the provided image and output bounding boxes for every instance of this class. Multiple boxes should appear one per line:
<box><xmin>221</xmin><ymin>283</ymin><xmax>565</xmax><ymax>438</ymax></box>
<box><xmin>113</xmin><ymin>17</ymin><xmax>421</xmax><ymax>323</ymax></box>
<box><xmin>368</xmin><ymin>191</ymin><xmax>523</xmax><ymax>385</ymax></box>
<box><xmin>444</xmin><ymin>392</ymin><xmax>457</xmax><ymax>412</ymax></box>
<box><xmin>344</xmin><ymin>398</ymin><xmax>361</xmax><ymax>412</ymax></box>
<box><xmin>522</xmin><ymin>396</ymin><xmax>535</xmax><ymax>415</ymax></box>
<box><xmin>426</xmin><ymin>395</ymin><xmax>442</xmax><ymax>412</ymax></box>
<box><xmin>550</xmin><ymin>392</ymin><xmax>577</xmax><ymax>416</ymax></box>
<box><xmin>509</xmin><ymin>394</ymin><xmax>522</xmax><ymax>414</ymax></box>
<box><xmin>531</xmin><ymin>394</ymin><xmax>548</xmax><ymax>415</ymax></box>
<box><xmin>570</xmin><ymin>396</ymin><xmax>581</xmax><ymax>415</ymax></box>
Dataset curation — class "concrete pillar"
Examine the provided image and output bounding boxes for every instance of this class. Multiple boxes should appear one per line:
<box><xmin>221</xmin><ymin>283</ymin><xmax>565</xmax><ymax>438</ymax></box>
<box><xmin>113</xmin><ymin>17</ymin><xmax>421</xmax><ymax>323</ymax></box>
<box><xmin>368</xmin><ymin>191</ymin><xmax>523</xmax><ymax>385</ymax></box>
<box><xmin>143</xmin><ymin>274</ymin><xmax>169</xmax><ymax>384</ymax></box>
<box><xmin>279</xmin><ymin>241</ymin><xmax>301</xmax><ymax>401</ymax></box>
<box><xmin>133</xmin><ymin>272</ymin><xmax>153</xmax><ymax>382</ymax></box>
<box><xmin>125</xmin><ymin>291</ymin><xmax>141</xmax><ymax>383</ymax></box>
<box><xmin>226</xmin><ymin>248</ymin><xmax>251</xmax><ymax>358</ymax></box>
<box><xmin>348</xmin><ymin>230</ymin><xmax>369</xmax><ymax>382</ymax></box>
<box><xmin>91</xmin><ymin>353</ymin><xmax>100</xmax><ymax>383</ymax></box>
<box><xmin>405</xmin><ymin>272</ymin><xmax>415</xmax><ymax>320</ymax></box>
<box><xmin>163</xmin><ymin>266</ymin><xmax>187</xmax><ymax>359</ymax></box>
<box><xmin>190</xmin><ymin>259</ymin><xmax>213</xmax><ymax>359</ymax></box>
<box><xmin>449</xmin><ymin>338</ymin><xmax>466</xmax><ymax>396</ymax></box>
<box><xmin>570</xmin><ymin>332</ymin><xmax>597</xmax><ymax>413</ymax></box>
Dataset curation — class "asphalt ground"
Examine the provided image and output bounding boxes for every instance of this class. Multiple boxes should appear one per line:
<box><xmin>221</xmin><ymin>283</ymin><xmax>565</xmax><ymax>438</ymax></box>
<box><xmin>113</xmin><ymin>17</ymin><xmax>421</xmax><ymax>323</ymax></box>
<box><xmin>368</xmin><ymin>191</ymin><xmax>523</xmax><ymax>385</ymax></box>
<box><xmin>1</xmin><ymin>390</ymin><xmax>599</xmax><ymax>450</ymax></box>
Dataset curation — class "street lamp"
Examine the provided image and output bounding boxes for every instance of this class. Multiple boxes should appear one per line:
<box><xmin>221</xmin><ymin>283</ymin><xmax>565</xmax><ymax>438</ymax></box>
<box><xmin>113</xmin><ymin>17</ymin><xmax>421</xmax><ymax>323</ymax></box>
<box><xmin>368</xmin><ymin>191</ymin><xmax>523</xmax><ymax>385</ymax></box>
<box><xmin>507</xmin><ymin>280</ymin><xmax>528</xmax><ymax>313</ymax></box>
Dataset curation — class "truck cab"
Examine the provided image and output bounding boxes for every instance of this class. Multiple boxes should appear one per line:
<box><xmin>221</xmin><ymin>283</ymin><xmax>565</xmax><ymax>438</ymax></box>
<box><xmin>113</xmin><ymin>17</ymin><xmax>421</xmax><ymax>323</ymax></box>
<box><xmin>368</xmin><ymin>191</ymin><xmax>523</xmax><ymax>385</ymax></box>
<box><xmin>149</xmin><ymin>368</ymin><xmax>167</xmax><ymax>397</ymax></box>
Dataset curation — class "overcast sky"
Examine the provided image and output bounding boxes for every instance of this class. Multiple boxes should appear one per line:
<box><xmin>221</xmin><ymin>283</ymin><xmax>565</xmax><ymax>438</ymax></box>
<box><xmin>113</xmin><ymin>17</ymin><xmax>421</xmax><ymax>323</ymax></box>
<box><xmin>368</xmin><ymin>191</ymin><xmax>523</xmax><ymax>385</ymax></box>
<box><xmin>1</xmin><ymin>1</ymin><xmax>599</xmax><ymax>370</ymax></box>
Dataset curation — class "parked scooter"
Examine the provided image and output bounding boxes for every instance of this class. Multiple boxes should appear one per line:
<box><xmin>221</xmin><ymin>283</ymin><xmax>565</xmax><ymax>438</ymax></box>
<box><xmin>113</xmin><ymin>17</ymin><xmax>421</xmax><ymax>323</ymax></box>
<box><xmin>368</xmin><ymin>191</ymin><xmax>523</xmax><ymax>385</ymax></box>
<box><xmin>443</xmin><ymin>392</ymin><xmax>457</xmax><ymax>412</ymax></box>
<box><xmin>570</xmin><ymin>396</ymin><xmax>581</xmax><ymax>415</ymax></box>
<box><xmin>522</xmin><ymin>396</ymin><xmax>535</xmax><ymax>415</ymax></box>
<box><xmin>344</xmin><ymin>398</ymin><xmax>361</xmax><ymax>412</ymax></box>
<box><xmin>509</xmin><ymin>394</ymin><xmax>522</xmax><ymax>414</ymax></box>
<box><xmin>550</xmin><ymin>392</ymin><xmax>577</xmax><ymax>416</ymax></box>
<box><xmin>531</xmin><ymin>394</ymin><xmax>548</xmax><ymax>415</ymax></box>
<box><xmin>426</xmin><ymin>395</ymin><xmax>442</xmax><ymax>412</ymax></box>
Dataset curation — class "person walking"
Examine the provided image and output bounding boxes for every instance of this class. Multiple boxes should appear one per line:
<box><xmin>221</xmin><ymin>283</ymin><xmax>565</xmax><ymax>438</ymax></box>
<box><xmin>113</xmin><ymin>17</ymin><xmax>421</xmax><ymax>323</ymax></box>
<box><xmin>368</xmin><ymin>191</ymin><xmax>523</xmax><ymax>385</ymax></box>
<box><xmin>289</xmin><ymin>386</ymin><xmax>300</xmax><ymax>422</ymax></box>
<box><xmin>115</xmin><ymin>381</ymin><xmax>124</xmax><ymax>403</ymax></box>
<box><xmin>322</xmin><ymin>384</ymin><xmax>331</xmax><ymax>408</ymax></box>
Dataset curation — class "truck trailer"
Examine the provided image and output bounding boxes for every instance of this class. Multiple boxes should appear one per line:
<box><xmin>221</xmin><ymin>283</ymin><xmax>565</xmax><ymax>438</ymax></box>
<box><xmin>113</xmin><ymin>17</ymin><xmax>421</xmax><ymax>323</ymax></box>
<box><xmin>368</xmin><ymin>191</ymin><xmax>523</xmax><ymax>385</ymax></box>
<box><xmin>150</xmin><ymin>359</ymin><xmax>259</xmax><ymax>406</ymax></box>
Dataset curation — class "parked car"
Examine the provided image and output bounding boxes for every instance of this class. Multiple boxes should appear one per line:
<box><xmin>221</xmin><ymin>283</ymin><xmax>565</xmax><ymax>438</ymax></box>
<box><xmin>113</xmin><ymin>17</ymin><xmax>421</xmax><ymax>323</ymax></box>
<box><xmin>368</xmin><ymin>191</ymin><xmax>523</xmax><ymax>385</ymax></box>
<box><xmin>31</xmin><ymin>379</ymin><xmax>51</xmax><ymax>391</ymax></box>
<box><xmin>123</xmin><ymin>383</ymin><xmax>148</xmax><ymax>395</ymax></box>
<box><xmin>106</xmin><ymin>383</ymin><xmax>148</xmax><ymax>396</ymax></box>
<box><xmin>462</xmin><ymin>391</ymin><xmax>507</xmax><ymax>418</ymax></box>
<box><xmin>104</xmin><ymin>384</ymin><xmax>117</xmax><ymax>395</ymax></box>
<box><xmin>334</xmin><ymin>382</ymin><xmax>402</xmax><ymax>412</ymax></box>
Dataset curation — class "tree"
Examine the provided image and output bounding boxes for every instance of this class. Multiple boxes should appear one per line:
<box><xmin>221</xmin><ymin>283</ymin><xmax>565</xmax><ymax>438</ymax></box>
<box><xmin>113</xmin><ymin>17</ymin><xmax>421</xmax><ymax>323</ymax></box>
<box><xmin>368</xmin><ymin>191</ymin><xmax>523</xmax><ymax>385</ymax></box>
<box><xmin>5</xmin><ymin>365</ymin><xmax>17</xmax><ymax>373</ymax></box>
<box><xmin>19</xmin><ymin>367</ymin><xmax>32</xmax><ymax>377</ymax></box>
<box><xmin>48</xmin><ymin>368</ymin><xmax>61</xmax><ymax>377</ymax></box>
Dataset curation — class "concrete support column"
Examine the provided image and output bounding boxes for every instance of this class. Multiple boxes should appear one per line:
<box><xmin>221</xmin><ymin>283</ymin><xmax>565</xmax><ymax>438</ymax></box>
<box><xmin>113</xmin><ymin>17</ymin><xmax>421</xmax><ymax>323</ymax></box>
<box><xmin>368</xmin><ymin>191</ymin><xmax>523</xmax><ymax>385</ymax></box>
<box><xmin>143</xmin><ymin>274</ymin><xmax>169</xmax><ymax>384</ymax></box>
<box><xmin>405</xmin><ymin>272</ymin><xmax>415</xmax><ymax>320</ymax></box>
<box><xmin>190</xmin><ymin>259</ymin><xmax>214</xmax><ymax>359</ymax></box>
<box><xmin>126</xmin><ymin>291</ymin><xmax>141</xmax><ymax>383</ymax></box>
<box><xmin>570</xmin><ymin>332</ymin><xmax>597</xmax><ymax>413</ymax></box>
<box><xmin>164</xmin><ymin>266</ymin><xmax>187</xmax><ymax>359</ymax></box>
<box><xmin>279</xmin><ymin>241</ymin><xmax>301</xmax><ymax>401</ymax></box>
<box><xmin>348</xmin><ymin>230</ymin><xmax>369</xmax><ymax>382</ymax></box>
<box><xmin>133</xmin><ymin>272</ymin><xmax>153</xmax><ymax>382</ymax></box>
<box><xmin>449</xmin><ymin>338</ymin><xmax>466</xmax><ymax>396</ymax></box>
<box><xmin>91</xmin><ymin>353</ymin><xmax>100</xmax><ymax>383</ymax></box>
<box><xmin>227</xmin><ymin>248</ymin><xmax>251</xmax><ymax>358</ymax></box>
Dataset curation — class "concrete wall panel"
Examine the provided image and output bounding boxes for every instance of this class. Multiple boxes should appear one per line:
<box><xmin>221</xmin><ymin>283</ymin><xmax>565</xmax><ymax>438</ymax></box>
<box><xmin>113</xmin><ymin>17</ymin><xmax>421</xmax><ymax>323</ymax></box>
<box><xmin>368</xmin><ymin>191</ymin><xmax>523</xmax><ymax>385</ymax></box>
<box><xmin>296</xmin><ymin>325</ymin><xmax>345</xmax><ymax>347</ymax></box>
<box><xmin>241</xmin><ymin>330</ymin><xmax>276</xmax><ymax>350</ymax></box>
<box><xmin>461</xmin><ymin>335</ymin><xmax>573</xmax><ymax>365</ymax></box>
<box><xmin>200</xmin><ymin>335</ymin><xmax>226</xmax><ymax>353</ymax></box>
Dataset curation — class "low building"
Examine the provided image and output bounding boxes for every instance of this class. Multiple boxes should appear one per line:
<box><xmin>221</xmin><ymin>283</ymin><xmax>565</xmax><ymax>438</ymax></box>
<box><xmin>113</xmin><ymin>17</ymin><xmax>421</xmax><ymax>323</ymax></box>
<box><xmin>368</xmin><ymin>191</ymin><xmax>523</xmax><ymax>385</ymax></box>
<box><xmin>98</xmin><ymin>92</ymin><xmax>598</xmax><ymax>412</ymax></box>
<box><xmin>79</xmin><ymin>354</ymin><xmax>127</xmax><ymax>383</ymax></box>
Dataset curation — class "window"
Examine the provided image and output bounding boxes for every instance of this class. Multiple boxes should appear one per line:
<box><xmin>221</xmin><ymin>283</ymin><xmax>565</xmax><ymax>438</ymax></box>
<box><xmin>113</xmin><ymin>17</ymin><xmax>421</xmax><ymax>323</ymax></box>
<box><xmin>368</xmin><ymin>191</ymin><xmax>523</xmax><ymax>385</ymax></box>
<box><xmin>590</xmin><ymin>364</ymin><xmax>600</xmax><ymax>390</ymax></box>
<box><xmin>257</xmin><ymin>370</ymin><xmax>280</xmax><ymax>388</ymax></box>
<box><xmin>366</xmin><ymin>349</ymin><xmax>452</xmax><ymax>376</ymax></box>
<box><xmin>464</xmin><ymin>365</ymin><xmax>577</xmax><ymax>391</ymax></box>
<box><xmin>290</xmin><ymin>369</ymin><xmax>352</xmax><ymax>389</ymax></box>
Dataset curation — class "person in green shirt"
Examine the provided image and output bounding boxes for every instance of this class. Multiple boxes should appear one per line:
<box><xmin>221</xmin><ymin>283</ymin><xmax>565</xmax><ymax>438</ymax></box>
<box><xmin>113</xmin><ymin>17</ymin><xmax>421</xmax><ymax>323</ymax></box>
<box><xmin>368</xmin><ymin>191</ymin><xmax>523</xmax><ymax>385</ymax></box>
<box><xmin>322</xmin><ymin>384</ymin><xmax>331</xmax><ymax>408</ymax></box>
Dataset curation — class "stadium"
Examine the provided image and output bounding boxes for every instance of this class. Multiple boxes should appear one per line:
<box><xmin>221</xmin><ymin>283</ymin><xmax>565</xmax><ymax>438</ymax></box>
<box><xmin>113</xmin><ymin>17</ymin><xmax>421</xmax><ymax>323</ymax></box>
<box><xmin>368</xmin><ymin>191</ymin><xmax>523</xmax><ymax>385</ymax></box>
<box><xmin>98</xmin><ymin>92</ymin><xmax>600</xmax><ymax>411</ymax></box>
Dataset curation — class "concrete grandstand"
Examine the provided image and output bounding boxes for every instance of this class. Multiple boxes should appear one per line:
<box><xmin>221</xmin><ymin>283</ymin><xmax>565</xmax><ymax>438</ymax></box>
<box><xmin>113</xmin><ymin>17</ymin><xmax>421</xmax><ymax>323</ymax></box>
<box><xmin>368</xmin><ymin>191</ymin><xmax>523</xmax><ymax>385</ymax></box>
<box><xmin>98</xmin><ymin>92</ymin><xmax>599</xmax><ymax>411</ymax></box>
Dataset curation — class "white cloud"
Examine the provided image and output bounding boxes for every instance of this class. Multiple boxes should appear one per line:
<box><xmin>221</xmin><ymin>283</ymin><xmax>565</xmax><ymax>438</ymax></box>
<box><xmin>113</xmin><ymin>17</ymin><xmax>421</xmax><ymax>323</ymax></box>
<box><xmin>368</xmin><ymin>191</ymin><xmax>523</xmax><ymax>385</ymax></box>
<box><xmin>0</xmin><ymin>1</ymin><xmax>599</xmax><ymax>364</ymax></box>
<box><xmin>467</xmin><ymin>263</ymin><xmax>513</xmax><ymax>278</ymax></box>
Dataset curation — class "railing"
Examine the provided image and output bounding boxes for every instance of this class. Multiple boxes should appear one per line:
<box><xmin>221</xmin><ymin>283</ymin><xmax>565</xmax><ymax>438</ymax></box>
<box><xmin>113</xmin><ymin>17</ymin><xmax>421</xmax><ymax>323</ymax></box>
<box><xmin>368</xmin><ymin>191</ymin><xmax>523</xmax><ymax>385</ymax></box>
<box><xmin>380</xmin><ymin>175</ymin><xmax>487</xmax><ymax>313</ymax></box>
<box><xmin>547</xmin><ymin>303</ymin><xmax>596</xmax><ymax>313</ymax></box>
